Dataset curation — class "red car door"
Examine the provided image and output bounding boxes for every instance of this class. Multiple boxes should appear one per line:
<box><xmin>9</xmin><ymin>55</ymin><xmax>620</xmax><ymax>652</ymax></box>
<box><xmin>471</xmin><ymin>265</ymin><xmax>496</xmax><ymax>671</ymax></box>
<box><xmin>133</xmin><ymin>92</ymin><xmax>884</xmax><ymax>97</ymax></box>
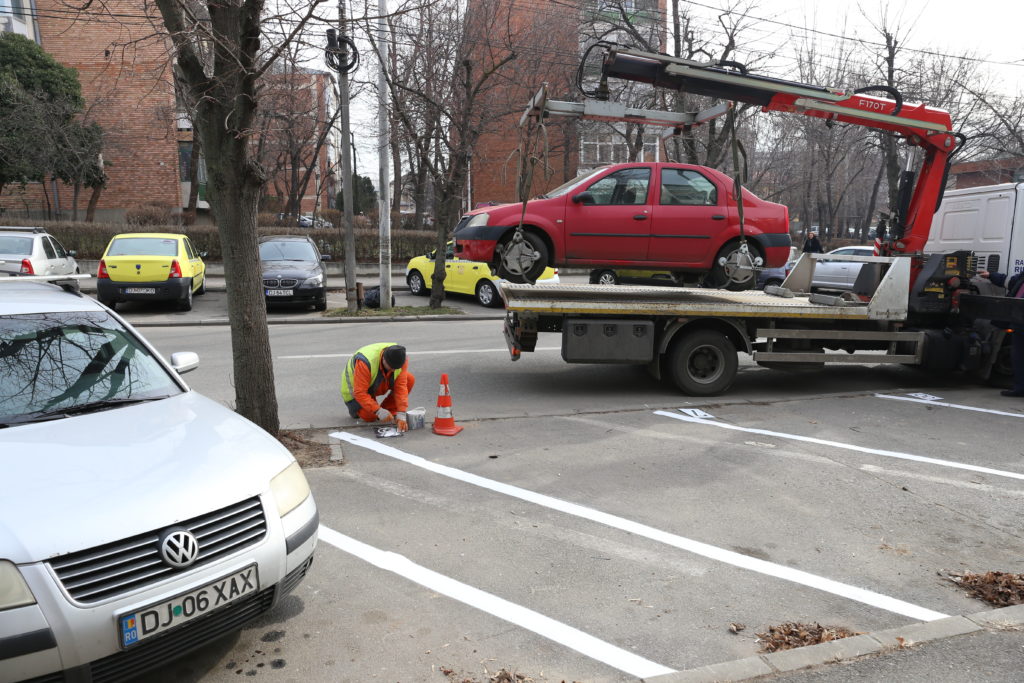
<box><xmin>649</xmin><ymin>167</ymin><xmax>729</xmax><ymax>266</ymax></box>
<box><xmin>563</xmin><ymin>167</ymin><xmax>652</xmax><ymax>262</ymax></box>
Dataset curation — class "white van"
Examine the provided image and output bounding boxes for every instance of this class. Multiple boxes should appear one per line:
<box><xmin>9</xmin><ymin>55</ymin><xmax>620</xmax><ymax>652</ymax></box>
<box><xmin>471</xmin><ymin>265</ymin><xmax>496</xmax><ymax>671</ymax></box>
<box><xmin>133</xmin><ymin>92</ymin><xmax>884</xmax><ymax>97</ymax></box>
<box><xmin>926</xmin><ymin>183</ymin><xmax>1024</xmax><ymax>281</ymax></box>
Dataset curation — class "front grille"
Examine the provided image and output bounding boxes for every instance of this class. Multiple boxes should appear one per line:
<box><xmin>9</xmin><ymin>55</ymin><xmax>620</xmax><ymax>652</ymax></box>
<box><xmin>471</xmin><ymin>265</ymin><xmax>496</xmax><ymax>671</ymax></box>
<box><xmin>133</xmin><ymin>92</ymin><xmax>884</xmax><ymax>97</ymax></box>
<box><xmin>88</xmin><ymin>585</ymin><xmax>276</xmax><ymax>683</ymax></box>
<box><xmin>49</xmin><ymin>497</ymin><xmax>267</xmax><ymax>603</ymax></box>
<box><xmin>263</xmin><ymin>278</ymin><xmax>298</xmax><ymax>288</ymax></box>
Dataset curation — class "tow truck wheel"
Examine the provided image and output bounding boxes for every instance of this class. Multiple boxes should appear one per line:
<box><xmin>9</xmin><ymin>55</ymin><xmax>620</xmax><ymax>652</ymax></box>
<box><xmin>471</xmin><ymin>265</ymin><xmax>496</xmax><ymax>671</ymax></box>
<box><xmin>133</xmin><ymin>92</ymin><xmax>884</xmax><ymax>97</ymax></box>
<box><xmin>476</xmin><ymin>280</ymin><xmax>502</xmax><ymax>308</ymax></box>
<box><xmin>590</xmin><ymin>269</ymin><xmax>619</xmax><ymax>285</ymax></box>
<box><xmin>708</xmin><ymin>243</ymin><xmax>759</xmax><ymax>291</ymax></box>
<box><xmin>667</xmin><ymin>329</ymin><xmax>738</xmax><ymax>396</ymax></box>
<box><xmin>496</xmin><ymin>231</ymin><xmax>549</xmax><ymax>284</ymax></box>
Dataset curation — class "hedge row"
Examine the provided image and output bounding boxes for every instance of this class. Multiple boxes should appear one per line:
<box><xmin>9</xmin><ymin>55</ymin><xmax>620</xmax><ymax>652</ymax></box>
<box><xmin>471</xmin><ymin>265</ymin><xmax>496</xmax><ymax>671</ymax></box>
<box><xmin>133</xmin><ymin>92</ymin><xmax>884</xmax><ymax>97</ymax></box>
<box><xmin>2</xmin><ymin>219</ymin><xmax>440</xmax><ymax>262</ymax></box>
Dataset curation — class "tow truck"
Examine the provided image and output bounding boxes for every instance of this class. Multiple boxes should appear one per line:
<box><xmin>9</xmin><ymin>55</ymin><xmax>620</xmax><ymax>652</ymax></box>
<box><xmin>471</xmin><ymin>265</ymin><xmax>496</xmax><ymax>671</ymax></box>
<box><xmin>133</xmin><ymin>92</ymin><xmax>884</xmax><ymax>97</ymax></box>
<box><xmin>500</xmin><ymin>45</ymin><xmax>1024</xmax><ymax>395</ymax></box>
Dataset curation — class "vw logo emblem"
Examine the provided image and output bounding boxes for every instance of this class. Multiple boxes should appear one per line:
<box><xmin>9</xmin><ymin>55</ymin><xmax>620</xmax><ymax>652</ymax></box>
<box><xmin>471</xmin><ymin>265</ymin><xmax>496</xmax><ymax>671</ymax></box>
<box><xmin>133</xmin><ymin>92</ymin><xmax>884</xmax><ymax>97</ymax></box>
<box><xmin>159</xmin><ymin>528</ymin><xmax>200</xmax><ymax>569</ymax></box>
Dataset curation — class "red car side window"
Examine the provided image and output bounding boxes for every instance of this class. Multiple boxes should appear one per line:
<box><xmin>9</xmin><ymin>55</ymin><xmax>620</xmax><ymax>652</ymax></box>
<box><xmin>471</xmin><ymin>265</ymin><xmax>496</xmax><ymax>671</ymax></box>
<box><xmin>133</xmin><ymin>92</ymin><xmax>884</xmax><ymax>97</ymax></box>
<box><xmin>585</xmin><ymin>168</ymin><xmax>651</xmax><ymax>205</ymax></box>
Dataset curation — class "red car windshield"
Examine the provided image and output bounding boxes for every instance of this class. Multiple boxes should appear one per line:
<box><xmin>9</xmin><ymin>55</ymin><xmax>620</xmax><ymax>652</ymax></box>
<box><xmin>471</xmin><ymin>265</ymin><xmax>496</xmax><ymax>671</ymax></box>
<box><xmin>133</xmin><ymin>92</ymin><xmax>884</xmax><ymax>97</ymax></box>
<box><xmin>536</xmin><ymin>167</ymin><xmax>608</xmax><ymax>199</ymax></box>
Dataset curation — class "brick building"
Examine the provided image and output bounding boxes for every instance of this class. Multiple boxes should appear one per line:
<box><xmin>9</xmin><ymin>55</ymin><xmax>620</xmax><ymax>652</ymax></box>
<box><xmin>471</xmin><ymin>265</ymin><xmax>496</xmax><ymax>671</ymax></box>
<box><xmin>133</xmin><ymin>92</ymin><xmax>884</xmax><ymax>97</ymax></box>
<box><xmin>465</xmin><ymin>0</ymin><xmax>666</xmax><ymax>206</ymax></box>
<box><xmin>950</xmin><ymin>157</ymin><xmax>1024</xmax><ymax>189</ymax></box>
<box><xmin>1</xmin><ymin>3</ymin><xmax>335</xmax><ymax>222</ymax></box>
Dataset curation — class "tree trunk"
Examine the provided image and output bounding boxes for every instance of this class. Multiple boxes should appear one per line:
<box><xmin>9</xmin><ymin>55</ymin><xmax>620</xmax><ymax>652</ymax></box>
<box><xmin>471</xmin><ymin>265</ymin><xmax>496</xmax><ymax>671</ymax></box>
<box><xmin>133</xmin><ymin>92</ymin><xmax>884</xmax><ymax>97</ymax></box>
<box><xmin>85</xmin><ymin>184</ymin><xmax>102</xmax><ymax>222</ymax></box>
<box><xmin>184</xmin><ymin>140</ymin><xmax>201</xmax><ymax>226</ymax></box>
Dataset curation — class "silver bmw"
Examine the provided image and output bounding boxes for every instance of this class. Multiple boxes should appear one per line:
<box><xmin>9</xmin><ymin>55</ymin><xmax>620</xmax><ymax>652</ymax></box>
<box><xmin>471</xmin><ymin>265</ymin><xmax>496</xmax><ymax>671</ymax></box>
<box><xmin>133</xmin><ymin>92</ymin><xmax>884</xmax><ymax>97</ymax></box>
<box><xmin>0</xmin><ymin>277</ymin><xmax>317</xmax><ymax>682</ymax></box>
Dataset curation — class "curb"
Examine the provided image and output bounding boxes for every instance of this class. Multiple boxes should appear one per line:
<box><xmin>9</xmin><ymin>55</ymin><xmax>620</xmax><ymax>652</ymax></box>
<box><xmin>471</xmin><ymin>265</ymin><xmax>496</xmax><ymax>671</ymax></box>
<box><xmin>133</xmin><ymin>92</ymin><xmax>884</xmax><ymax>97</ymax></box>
<box><xmin>644</xmin><ymin>603</ymin><xmax>1024</xmax><ymax>682</ymax></box>
<box><xmin>129</xmin><ymin>314</ymin><xmax>505</xmax><ymax>327</ymax></box>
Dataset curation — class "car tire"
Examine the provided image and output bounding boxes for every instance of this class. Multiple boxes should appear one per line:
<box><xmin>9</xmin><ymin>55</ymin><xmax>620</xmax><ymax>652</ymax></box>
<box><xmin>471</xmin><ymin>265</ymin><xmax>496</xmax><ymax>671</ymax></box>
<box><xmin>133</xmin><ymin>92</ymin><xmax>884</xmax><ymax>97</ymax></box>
<box><xmin>314</xmin><ymin>295</ymin><xmax>327</xmax><ymax>312</ymax></box>
<box><xmin>589</xmin><ymin>269</ymin><xmax>619</xmax><ymax>285</ymax></box>
<box><xmin>196</xmin><ymin>275</ymin><xmax>207</xmax><ymax>295</ymax></box>
<box><xmin>708</xmin><ymin>242</ymin><xmax>760</xmax><ymax>291</ymax></box>
<box><xmin>496</xmin><ymin>230</ymin><xmax>549</xmax><ymax>284</ymax></box>
<box><xmin>407</xmin><ymin>271</ymin><xmax>428</xmax><ymax>296</ymax></box>
<box><xmin>666</xmin><ymin>329</ymin><xmax>738</xmax><ymax>396</ymax></box>
<box><xmin>99</xmin><ymin>298</ymin><xmax>116</xmax><ymax>311</ymax></box>
<box><xmin>178</xmin><ymin>282</ymin><xmax>193</xmax><ymax>311</ymax></box>
<box><xmin>475</xmin><ymin>280</ymin><xmax>502</xmax><ymax>308</ymax></box>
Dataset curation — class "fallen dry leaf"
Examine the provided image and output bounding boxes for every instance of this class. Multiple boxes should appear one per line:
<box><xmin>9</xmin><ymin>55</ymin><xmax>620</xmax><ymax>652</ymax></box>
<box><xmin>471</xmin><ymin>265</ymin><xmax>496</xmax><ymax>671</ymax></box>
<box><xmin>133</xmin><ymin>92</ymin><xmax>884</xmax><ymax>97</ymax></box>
<box><xmin>755</xmin><ymin>622</ymin><xmax>859</xmax><ymax>653</ymax></box>
<box><xmin>947</xmin><ymin>571</ymin><xmax>1024</xmax><ymax>607</ymax></box>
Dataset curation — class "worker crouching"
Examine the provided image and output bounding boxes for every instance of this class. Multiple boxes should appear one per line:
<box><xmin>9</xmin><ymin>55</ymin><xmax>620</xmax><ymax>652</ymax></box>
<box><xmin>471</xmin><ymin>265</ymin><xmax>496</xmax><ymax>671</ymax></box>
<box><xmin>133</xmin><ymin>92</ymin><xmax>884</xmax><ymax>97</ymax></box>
<box><xmin>341</xmin><ymin>343</ymin><xmax>416</xmax><ymax>432</ymax></box>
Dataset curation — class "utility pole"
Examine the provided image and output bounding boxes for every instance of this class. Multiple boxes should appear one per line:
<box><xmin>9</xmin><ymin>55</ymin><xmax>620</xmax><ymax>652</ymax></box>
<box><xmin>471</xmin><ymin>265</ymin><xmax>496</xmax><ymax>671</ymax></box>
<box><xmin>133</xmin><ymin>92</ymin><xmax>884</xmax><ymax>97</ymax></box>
<box><xmin>377</xmin><ymin>0</ymin><xmax>392</xmax><ymax>309</ymax></box>
<box><xmin>326</xmin><ymin>1</ymin><xmax>359</xmax><ymax>312</ymax></box>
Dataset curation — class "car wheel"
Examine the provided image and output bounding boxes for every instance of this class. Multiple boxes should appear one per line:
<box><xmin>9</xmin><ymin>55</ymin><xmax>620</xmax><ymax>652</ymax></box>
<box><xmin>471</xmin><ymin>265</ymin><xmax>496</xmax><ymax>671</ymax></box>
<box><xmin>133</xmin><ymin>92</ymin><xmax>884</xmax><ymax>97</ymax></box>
<box><xmin>589</xmin><ymin>269</ymin><xmax>619</xmax><ymax>285</ymax></box>
<box><xmin>178</xmin><ymin>282</ymin><xmax>193</xmax><ymax>311</ymax></box>
<box><xmin>407</xmin><ymin>271</ymin><xmax>428</xmax><ymax>296</ymax></box>
<box><xmin>708</xmin><ymin>242</ymin><xmax>760</xmax><ymax>291</ymax></box>
<box><xmin>667</xmin><ymin>329</ymin><xmax>738</xmax><ymax>396</ymax></box>
<box><xmin>314</xmin><ymin>295</ymin><xmax>327</xmax><ymax>312</ymax></box>
<box><xmin>496</xmin><ymin>230</ymin><xmax>549</xmax><ymax>284</ymax></box>
<box><xmin>196</xmin><ymin>275</ymin><xmax>207</xmax><ymax>295</ymax></box>
<box><xmin>475</xmin><ymin>280</ymin><xmax>502</xmax><ymax>308</ymax></box>
<box><xmin>99</xmin><ymin>298</ymin><xmax>116</xmax><ymax>311</ymax></box>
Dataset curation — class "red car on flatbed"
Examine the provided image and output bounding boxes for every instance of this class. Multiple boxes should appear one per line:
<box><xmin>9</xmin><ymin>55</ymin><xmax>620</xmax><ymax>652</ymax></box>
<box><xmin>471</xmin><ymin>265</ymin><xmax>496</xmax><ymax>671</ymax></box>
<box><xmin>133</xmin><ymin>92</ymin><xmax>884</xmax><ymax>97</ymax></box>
<box><xmin>454</xmin><ymin>162</ymin><xmax>792</xmax><ymax>288</ymax></box>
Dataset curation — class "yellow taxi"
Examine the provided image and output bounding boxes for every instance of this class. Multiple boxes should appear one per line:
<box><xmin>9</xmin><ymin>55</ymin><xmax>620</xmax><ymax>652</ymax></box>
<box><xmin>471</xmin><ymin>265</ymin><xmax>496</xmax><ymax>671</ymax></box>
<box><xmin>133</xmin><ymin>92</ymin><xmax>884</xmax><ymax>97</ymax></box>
<box><xmin>97</xmin><ymin>233</ymin><xmax>207</xmax><ymax>311</ymax></box>
<box><xmin>406</xmin><ymin>243</ymin><xmax>559</xmax><ymax>307</ymax></box>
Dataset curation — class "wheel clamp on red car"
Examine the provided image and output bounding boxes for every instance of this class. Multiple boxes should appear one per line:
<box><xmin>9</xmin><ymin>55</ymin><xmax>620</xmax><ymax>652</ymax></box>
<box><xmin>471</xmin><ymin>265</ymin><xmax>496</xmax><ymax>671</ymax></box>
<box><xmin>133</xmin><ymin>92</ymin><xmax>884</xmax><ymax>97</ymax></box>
<box><xmin>432</xmin><ymin>373</ymin><xmax>464</xmax><ymax>436</ymax></box>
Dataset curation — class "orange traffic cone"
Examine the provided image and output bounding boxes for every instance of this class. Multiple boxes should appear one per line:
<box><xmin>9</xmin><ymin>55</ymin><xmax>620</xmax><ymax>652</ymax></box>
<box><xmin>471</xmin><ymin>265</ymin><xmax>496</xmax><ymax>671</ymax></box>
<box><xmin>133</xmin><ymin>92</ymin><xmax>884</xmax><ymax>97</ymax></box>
<box><xmin>432</xmin><ymin>373</ymin><xmax>464</xmax><ymax>436</ymax></box>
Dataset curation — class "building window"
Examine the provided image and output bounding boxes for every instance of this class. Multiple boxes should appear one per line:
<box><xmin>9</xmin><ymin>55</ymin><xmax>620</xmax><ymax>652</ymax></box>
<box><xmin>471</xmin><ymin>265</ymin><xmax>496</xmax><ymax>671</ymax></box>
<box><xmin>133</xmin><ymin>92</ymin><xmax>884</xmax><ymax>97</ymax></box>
<box><xmin>178</xmin><ymin>142</ymin><xmax>207</xmax><ymax>183</ymax></box>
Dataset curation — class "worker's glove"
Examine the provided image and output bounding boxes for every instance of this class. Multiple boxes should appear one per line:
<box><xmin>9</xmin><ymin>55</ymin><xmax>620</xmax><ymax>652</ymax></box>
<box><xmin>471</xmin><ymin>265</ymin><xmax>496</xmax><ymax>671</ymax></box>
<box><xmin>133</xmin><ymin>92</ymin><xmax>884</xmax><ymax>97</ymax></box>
<box><xmin>375</xmin><ymin>407</ymin><xmax>394</xmax><ymax>422</ymax></box>
<box><xmin>395</xmin><ymin>412</ymin><xmax>408</xmax><ymax>432</ymax></box>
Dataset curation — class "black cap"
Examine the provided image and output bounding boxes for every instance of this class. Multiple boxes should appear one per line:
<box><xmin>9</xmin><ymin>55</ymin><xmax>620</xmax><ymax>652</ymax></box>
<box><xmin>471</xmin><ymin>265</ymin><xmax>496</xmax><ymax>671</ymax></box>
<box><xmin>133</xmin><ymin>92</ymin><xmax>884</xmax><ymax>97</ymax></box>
<box><xmin>383</xmin><ymin>345</ymin><xmax>406</xmax><ymax>369</ymax></box>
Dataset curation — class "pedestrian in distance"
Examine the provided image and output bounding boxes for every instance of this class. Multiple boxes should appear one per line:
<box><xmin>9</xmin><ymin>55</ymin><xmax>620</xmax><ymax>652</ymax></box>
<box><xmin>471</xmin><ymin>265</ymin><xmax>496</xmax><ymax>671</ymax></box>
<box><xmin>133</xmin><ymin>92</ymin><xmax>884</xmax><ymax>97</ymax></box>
<box><xmin>341</xmin><ymin>343</ymin><xmax>416</xmax><ymax>431</ymax></box>
<box><xmin>978</xmin><ymin>270</ymin><xmax>1024</xmax><ymax>397</ymax></box>
<box><xmin>803</xmin><ymin>231</ymin><xmax>824</xmax><ymax>254</ymax></box>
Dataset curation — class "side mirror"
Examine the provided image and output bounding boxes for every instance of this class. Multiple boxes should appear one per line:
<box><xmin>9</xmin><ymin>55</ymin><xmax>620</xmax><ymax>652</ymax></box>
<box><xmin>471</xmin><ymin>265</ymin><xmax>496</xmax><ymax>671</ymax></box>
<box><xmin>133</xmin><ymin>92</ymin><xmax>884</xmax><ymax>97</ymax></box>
<box><xmin>68</xmin><ymin>250</ymin><xmax>78</xmax><ymax>257</ymax></box>
<box><xmin>200</xmin><ymin>251</ymin><xmax>208</xmax><ymax>258</ymax></box>
<box><xmin>572</xmin><ymin>191</ymin><xmax>595</xmax><ymax>205</ymax></box>
<box><xmin>169</xmin><ymin>351</ymin><xmax>200</xmax><ymax>375</ymax></box>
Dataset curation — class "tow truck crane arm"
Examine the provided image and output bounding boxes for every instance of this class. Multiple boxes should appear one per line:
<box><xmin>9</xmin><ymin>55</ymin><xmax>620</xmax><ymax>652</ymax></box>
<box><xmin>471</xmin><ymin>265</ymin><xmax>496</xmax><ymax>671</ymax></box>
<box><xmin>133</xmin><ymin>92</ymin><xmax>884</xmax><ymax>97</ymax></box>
<box><xmin>597</xmin><ymin>46</ymin><xmax>962</xmax><ymax>260</ymax></box>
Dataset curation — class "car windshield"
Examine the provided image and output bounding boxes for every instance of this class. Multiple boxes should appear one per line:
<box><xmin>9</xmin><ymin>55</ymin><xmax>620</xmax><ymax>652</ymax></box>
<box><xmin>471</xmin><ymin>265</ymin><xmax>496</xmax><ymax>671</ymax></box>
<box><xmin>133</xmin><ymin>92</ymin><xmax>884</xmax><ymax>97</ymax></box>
<box><xmin>0</xmin><ymin>311</ymin><xmax>182</xmax><ymax>424</ymax></box>
<box><xmin>260</xmin><ymin>241</ymin><xmax>317</xmax><ymax>261</ymax></box>
<box><xmin>0</xmin><ymin>236</ymin><xmax>33</xmax><ymax>256</ymax></box>
<box><xmin>538</xmin><ymin>168</ymin><xmax>608</xmax><ymax>199</ymax></box>
<box><xmin>107</xmin><ymin>237</ymin><xmax>179</xmax><ymax>257</ymax></box>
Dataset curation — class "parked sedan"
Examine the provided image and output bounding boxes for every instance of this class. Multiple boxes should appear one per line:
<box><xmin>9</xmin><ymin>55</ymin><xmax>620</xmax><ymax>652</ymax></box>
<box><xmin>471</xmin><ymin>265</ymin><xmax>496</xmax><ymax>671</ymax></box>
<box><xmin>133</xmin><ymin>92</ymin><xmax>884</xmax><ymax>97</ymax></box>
<box><xmin>406</xmin><ymin>244</ymin><xmax>559</xmax><ymax>307</ymax></box>
<box><xmin>260</xmin><ymin>234</ymin><xmax>329</xmax><ymax>311</ymax></box>
<box><xmin>0</xmin><ymin>226</ymin><xmax>79</xmax><ymax>277</ymax></box>
<box><xmin>811</xmin><ymin>246</ymin><xmax>874</xmax><ymax>290</ymax></box>
<box><xmin>0</xmin><ymin>276</ymin><xmax>317</xmax><ymax>682</ymax></box>
<box><xmin>97</xmin><ymin>232</ymin><xmax>206</xmax><ymax>311</ymax></box>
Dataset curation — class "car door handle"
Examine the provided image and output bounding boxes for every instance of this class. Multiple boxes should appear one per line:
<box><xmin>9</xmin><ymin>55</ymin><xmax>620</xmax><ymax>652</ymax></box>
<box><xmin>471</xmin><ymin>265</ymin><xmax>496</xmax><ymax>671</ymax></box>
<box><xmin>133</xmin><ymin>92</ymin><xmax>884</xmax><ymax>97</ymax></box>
<box><xmin>711</xmin><ymin>214</ymin><xmax>726</xmax><ymax>220</ymax></box>
<box><xmin>633</xmin><ymin>214</ymin><xmax>648</xmax><ymax>220</ymax></box>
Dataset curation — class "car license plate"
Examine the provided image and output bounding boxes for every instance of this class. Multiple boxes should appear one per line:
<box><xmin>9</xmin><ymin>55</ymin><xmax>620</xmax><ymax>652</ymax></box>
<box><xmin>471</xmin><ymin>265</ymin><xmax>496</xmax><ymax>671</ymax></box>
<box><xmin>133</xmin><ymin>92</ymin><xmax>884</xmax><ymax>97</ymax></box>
<box><xmin>266</xmin><ymin>289</ymin><xmax>293</xmax><ymax>296</ymax></box>
<box><xmin>118</xmin><ymin>565</ymin><xmax>258</xmax><ymax>648</ymax></box>
<box><xmin>124</xmin><ymin>287</ymin><xmax>156</xmax><ymax>294</ymax></box>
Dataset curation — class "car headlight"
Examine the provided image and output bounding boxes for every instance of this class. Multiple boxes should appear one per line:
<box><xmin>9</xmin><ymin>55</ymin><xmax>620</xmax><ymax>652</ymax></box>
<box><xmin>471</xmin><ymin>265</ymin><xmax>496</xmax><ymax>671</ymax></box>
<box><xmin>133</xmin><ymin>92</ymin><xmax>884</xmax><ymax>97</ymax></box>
<box><xmin>465</xmin><ymin>213</ymin><xmax>490</xmax><ymax>229</ymax></box>
<box><xmin>304</xmin><ymin>274</ymin><xmax>324</xmax><ymax>287</ymax></box>
<box><xmin>270</xmin><ymin>461</ymin><xmax>311</xmax><ymax>517</ymax></box>
<box><xmin>0</xmin><ymin>560</ymin><xmax>36</xmax><ymax>610</ymax></box>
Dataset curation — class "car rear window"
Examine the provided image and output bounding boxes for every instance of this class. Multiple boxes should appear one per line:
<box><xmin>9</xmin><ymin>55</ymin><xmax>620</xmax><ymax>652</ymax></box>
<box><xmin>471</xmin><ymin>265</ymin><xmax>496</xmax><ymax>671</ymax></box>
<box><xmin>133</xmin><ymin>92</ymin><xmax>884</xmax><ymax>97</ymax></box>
<box><xmin>260</xmin><ymin>241</ymin><xmax>317</xmax><ymax>261</ymax></box>
<box><xmin>0</xmin><ymin>236</ymin><xmax>33</xmax><ymax>256</ymax></box>
<box><xmin>0</xmin><ymin>311</ymin><xmax>182</xmax><ymax>423</ymax></box>
<box><xmin>107</xmin><ymin>238</ymin><xmax>180</xmax><ymax>257</ymax></box>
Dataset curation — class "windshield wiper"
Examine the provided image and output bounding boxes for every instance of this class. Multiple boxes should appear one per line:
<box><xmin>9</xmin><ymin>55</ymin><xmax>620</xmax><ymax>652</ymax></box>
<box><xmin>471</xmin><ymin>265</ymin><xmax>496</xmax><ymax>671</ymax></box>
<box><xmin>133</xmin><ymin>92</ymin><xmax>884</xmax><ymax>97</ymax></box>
<box><xmin>2</xmin><ymin>397</ymin><xmax>168</xmax><ymax>427</ymax></box>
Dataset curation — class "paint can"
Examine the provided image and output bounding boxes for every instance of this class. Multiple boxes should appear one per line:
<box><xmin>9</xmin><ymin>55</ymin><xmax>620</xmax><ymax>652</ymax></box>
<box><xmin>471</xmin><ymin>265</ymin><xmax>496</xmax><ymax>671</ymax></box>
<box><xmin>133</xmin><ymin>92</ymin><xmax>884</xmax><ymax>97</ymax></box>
<box><xmin>407</xmin><ymin>407</ymin><xmax>425</xmax><ymax>430</ymax></box>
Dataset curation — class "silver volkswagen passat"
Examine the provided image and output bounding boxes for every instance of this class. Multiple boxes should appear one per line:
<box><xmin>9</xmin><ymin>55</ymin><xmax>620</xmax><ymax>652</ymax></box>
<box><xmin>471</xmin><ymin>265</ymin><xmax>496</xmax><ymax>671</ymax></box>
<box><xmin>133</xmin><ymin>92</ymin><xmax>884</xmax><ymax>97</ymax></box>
<box><xmin>0</xmin><ymin>277</ymin><xmax>317</xmax><ymax>683</ymax></box>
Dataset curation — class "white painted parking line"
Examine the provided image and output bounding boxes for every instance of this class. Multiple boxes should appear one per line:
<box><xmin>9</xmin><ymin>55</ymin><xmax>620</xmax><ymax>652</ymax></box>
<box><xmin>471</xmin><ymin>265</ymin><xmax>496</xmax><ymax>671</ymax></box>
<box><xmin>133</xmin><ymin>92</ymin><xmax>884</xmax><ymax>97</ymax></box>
<box><xmin>655</xmin><ymin>410</ymin><xmax>1024</xmax><ymax>482</ymax></box>
<box><xmin>330</xmin><ymin>431</ymin><xmax>948</xmax><ymax>622</ymax></box>
<box><xmin>316</xmin><ymin>525</ymin><xmax>675</xmax><ymax>679</ymax></box>
<box><xmin>875</xmin><ymin>393</ymin><xmax>1024</xmax><ymax>419</ymax></box>
<box><xmin>279</xmin><ymin>347</ymin><xmax>560</xmax><ymax>360</ymax></box>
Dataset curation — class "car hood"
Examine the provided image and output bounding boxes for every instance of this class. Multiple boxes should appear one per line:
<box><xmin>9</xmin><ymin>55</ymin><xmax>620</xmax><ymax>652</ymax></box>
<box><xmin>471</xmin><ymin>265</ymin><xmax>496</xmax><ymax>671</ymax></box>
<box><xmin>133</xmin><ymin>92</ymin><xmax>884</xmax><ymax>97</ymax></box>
<box><xmin>0</xmin><ymin>392</ymin><xmax>295</xmax><ymax>564</ymax></box>
<box><xmin>261</xmin><ymin>260</ymin><xmax>320</xmax><ymax>278</ymax></box>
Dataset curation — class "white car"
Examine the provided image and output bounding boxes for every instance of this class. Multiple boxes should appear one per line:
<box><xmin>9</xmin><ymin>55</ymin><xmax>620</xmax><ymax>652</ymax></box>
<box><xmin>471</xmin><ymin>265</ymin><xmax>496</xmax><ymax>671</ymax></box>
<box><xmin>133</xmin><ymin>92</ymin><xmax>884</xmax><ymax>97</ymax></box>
<box><xmin>0</xmin><ymin>276</ymin><xmax>318</xmax><ymax>682</ymax></box>
<box><xmin>811</xmin><ymin>246</ymin><xmax>874</xmax><ymax>290</ymax></box>
<box><xmin>0</xmin><ymin>227</ymin><xmax>79</xmax><ymax>277</ymax></box>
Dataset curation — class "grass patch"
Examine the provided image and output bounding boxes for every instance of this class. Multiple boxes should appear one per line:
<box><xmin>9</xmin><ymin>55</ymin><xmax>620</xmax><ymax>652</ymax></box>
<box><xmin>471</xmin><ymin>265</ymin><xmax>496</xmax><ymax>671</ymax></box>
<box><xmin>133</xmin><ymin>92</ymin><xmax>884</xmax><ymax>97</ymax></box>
<box><xmin>324</xmin><ymin>305</ymin><xmax>465</xmax><ymax>317</ymax></box>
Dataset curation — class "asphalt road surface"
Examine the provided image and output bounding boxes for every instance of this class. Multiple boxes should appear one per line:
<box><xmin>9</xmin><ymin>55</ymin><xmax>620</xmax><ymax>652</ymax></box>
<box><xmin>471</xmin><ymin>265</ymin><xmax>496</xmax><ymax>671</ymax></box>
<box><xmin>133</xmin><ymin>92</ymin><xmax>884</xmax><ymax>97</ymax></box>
<box><xmin>123</xmin><ymin>304</ymin><xmax>1024</xmax><ymax>682</ymax></box>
